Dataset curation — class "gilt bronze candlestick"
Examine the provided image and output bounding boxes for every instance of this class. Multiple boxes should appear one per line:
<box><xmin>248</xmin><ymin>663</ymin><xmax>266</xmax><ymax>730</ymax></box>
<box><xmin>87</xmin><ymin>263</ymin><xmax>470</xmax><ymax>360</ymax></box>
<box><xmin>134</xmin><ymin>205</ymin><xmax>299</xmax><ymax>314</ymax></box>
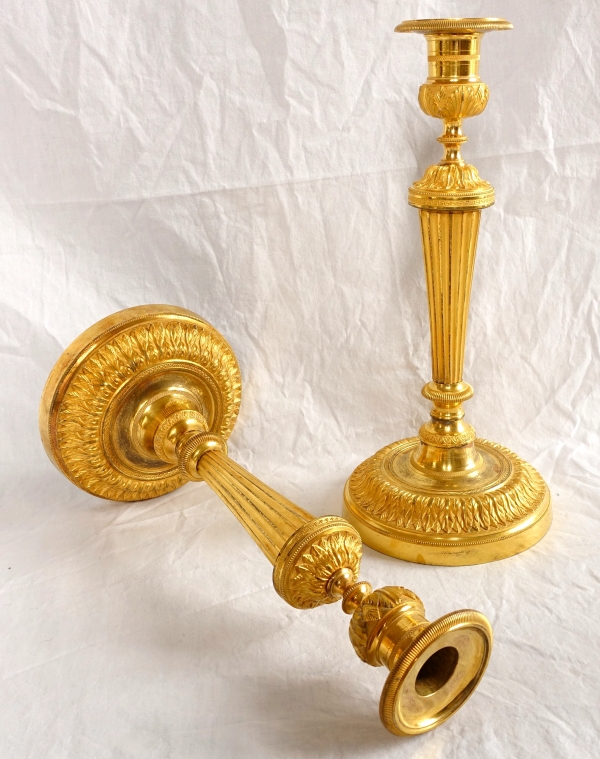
<box><xmin>344</xmin><ymin>19</ymin><xmax>551</xmax><ymax>565</ymax></box>
<box><xmin>40</xmin><ymin>305</ymin><xmax>492</xmax><ymax>735</ymax></box>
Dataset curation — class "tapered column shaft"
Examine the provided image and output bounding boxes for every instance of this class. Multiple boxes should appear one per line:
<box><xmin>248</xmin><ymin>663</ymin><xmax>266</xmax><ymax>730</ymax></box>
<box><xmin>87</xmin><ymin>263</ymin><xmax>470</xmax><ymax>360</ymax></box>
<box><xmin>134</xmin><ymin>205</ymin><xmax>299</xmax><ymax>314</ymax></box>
<box><xmin>420</xmin><ymin>210</ymin><xmax>480</xmax><ymax>385</ymax></box>
<box><xmin>196</xmin><ymin>450</ymin><xmax>312</xmax><ymax>564</ymax></box>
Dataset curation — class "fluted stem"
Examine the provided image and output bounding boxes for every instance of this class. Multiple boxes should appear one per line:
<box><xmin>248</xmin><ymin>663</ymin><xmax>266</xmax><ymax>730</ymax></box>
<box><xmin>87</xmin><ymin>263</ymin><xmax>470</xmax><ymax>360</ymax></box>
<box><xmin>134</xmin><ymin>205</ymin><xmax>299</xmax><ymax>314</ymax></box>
<box><xmin>420</xmin><ymin>209</ymin><xmax>480</xmax><ymax>385</ymax></box>
<box><xmin>196</xmin><ymin>450</ymin><xmax>312</xmax><ymax>564</ymax></box>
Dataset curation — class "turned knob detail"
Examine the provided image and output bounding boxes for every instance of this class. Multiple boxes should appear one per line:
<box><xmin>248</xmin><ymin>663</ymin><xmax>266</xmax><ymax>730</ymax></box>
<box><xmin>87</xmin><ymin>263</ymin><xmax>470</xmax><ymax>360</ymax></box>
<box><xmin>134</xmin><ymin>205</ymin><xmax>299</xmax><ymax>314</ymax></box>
<box><xmin>40</xmin><ymin>303</ymin><xmax>494</xmax><ymax>736</ymax></box>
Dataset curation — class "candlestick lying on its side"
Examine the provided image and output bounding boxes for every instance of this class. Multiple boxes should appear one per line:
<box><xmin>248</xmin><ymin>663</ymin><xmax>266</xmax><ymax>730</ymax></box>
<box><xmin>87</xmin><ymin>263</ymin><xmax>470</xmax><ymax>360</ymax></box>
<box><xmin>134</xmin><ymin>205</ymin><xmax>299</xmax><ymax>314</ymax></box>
<box><xmin>40</xmin><ymin>304</ymin><xmax>492</xmax><ymax>736</ymax></box>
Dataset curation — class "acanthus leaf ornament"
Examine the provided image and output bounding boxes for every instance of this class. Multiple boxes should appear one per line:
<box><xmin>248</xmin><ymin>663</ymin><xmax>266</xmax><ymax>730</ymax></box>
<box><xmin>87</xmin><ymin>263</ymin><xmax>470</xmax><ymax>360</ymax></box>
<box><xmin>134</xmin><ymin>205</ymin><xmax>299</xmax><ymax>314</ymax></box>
<box><xmin>343</xmin><ymin>18</ymin><xmax>552</xmax><ymax>565</ymax></box>
<box><xmin>418</xmin><ymin>82</ymin><xmax>490</xmax><ymax>121</ymax></box>
<box><xmin>40</xmin><ymin>303</ymin><xmax>494</xmax><ymax>736</ymax></box>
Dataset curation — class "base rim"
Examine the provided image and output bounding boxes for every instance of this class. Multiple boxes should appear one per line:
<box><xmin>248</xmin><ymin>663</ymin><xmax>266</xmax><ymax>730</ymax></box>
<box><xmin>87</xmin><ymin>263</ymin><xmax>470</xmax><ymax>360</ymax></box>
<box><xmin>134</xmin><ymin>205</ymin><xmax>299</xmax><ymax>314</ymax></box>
<box><xmin>40</xmin><ymin>305</ymin><xmax>242</xmax><ymax>502</ymax></box>
<box><xmin>344</xmin><ymin>438</ymin><xmax>552</xmax><ymax>566</ymax></box>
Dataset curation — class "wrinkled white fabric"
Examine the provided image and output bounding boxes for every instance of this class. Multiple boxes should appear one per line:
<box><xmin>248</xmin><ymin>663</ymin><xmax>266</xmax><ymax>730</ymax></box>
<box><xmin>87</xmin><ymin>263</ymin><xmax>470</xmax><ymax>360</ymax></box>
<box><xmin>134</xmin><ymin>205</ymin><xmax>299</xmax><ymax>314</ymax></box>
<box><xmin>0</xmin><ymin>0</ymin><xmax>598</xmax><ymax>757</ymax></box>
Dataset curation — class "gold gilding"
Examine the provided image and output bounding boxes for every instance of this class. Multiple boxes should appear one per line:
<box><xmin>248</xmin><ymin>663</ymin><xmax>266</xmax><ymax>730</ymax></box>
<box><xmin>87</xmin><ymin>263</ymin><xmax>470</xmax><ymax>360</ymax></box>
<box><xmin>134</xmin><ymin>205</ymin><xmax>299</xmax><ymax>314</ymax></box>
<box><xmin>344</xmin><ymin>18</ymin><xmax>551</xmax><ymax>565</ymax></box>
<box><xmin>40</xmin><ymin>303</ymin><xmax>493</xmax><ymax>735</ymax></box>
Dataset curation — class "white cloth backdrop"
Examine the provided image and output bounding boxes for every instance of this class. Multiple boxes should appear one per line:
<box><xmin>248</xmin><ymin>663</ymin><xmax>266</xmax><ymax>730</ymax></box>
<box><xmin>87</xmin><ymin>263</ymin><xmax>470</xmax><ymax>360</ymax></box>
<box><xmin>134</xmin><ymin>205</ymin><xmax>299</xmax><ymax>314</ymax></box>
<box><xmin>1</xmin><ymin>0</ymin><xmax>598</xmax><ymax>756</ymax></box>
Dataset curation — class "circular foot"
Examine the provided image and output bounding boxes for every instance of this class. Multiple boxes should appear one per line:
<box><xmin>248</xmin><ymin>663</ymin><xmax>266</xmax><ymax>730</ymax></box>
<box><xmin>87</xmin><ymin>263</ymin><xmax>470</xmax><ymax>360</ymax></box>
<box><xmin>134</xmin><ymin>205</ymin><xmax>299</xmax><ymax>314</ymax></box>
<box><xmin>40</xmin><ymin>305</ymin><xmax>241</xmax><ymax>501</ymax></box>
<box><xmin>344</xmin><ymin>438</ymin><xmax>551</xmax><ymax>565</ymax></box>
<box><xmin>380</xmin><ymin>610</ymin><xmax>492</xmax><ymax>735</ymax></box>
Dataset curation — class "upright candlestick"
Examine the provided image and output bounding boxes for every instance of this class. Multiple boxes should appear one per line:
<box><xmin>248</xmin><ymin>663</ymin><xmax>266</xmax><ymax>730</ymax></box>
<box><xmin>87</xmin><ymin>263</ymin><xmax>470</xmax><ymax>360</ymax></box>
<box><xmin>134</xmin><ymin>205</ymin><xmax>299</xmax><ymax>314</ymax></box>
<box><xmin>344</xmin><ymin>18</ymin><xmax>551</xmax><ymax>565</ymax></box>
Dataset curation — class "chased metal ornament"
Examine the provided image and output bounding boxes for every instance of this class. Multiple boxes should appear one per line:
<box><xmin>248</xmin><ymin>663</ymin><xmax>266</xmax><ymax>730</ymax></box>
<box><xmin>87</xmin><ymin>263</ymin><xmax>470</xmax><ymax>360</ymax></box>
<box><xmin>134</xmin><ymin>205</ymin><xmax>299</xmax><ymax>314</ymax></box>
<box><xmin>344</xmin><ymin>17</ymin><xmax>552</xmax><ymax>565</ymax></box>
<box><xmin>40</xmin><ymin>305</ymin><xmax>241</xmax><ymax>500</ymax></box>
<box><xmin>40</xmin><ymin>301</ymin><xmax>494</xmax><ymax>736</ymax></box>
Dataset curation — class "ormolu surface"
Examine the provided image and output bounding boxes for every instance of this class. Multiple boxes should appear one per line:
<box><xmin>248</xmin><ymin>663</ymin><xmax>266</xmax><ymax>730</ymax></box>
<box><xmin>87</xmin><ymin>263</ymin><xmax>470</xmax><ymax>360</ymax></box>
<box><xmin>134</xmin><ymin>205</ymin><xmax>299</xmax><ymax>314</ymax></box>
<box><xmin>273</xmin><ymin>516</ymin><xmax>362</xmax><ymax>609</ymax></box>
<box><xmin>40</xmin><ymin>303</ymin><xmax>494</xmax><ymax>735</ymax></box>
<box><xmin>344</xmin><ymin>18</ymin><xmax>552</xmax><ymax>564</ymax></box>
<box><xmin>379</xmin><ymin>609</ymin><xmax>492</xmax><ymax>735</ymax></box>
<box><xmin>345</xmin><ymin>438</ymin><xmax>551</xmax><ymax>565</ymax></box>
<box><xmin>40</xmin><ymin>304</ymin><xmax>241</xmax><ymax>500</ymax></box>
